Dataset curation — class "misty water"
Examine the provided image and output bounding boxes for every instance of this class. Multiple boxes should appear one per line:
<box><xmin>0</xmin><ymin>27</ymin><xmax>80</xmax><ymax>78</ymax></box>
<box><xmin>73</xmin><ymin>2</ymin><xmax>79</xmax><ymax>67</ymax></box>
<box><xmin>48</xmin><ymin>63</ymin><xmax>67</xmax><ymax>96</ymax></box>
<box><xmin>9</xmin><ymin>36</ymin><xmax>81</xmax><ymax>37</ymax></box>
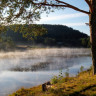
<box><xmin>0</xmin><ymin>48</ymin><xmax>91</xmax><ymax>96</ymax></box>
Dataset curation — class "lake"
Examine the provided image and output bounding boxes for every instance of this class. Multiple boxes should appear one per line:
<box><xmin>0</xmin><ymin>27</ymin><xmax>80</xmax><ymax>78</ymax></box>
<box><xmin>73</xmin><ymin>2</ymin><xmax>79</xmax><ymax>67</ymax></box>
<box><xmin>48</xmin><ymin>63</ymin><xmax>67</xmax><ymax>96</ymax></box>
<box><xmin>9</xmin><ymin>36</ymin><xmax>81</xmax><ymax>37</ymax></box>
<box><xmin>0</xmin><ymin>48</ymin><xmax>91</xmax><ymax>96</ymax></box>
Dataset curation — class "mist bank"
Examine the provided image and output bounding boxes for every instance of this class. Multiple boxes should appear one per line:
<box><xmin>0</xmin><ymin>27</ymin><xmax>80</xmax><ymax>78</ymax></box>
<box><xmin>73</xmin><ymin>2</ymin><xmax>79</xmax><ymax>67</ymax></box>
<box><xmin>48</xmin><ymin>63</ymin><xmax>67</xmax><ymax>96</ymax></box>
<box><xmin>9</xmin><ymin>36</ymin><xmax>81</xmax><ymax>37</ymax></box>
<box><xmin>0</xmin><ymin>48</ymin><xmax>91</xmax><ymax>72</ymax></box>
<box><xmin>0</xmin><ymin>48</ymin><xmax>91</xmax><ymax>59</ymax></box>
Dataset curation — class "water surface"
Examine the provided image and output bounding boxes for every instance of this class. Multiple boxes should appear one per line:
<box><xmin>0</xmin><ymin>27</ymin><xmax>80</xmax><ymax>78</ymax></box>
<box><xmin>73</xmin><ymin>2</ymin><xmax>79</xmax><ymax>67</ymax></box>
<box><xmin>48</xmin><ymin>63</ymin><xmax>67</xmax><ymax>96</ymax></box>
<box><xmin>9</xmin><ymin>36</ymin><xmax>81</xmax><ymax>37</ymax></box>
<box><xmin>0</xmin><ymin>48</ymin><xmax>91</xmax><ymax>96</ymax></box>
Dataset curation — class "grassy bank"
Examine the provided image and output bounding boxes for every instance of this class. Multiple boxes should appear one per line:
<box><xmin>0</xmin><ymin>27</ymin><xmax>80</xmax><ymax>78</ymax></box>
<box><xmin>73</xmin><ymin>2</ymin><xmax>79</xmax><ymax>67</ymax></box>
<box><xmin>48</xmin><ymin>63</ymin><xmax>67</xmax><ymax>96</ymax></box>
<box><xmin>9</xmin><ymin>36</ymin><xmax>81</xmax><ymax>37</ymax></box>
<box><xmin>9</xmin><ymin>69</ymin><xmax>96</xmax><ymax>96</ymax></box>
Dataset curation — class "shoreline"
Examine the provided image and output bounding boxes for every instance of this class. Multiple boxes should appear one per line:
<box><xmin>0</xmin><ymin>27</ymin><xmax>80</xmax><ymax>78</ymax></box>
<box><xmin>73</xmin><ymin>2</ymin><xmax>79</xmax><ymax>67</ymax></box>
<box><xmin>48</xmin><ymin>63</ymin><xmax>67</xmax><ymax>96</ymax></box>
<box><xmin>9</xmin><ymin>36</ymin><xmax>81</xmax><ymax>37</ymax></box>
<box><xmin>9</xmin><ymin>68</ymin><xmax>96</xmax><ymax>96</ymax></box>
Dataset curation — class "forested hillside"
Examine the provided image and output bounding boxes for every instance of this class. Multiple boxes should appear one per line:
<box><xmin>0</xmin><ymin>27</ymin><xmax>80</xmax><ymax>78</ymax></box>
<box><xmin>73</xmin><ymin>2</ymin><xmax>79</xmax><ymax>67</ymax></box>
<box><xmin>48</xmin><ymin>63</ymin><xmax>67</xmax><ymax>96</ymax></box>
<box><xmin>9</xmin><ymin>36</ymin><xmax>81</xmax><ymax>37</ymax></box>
<box><xmin>6</xmin><ymin>24</ymin><xmax>90</xmax><ymax>47</ymax></box>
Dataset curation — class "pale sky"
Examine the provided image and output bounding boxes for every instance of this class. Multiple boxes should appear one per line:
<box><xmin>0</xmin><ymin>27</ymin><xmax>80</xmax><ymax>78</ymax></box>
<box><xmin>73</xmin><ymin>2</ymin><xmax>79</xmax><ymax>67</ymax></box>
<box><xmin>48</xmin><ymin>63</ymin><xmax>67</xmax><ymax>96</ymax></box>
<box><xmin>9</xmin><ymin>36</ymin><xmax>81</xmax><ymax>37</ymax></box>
<box><xmin>36</xmin><ymin>0</ymin><xmax>90</xmax><ymax>35</ymax></box>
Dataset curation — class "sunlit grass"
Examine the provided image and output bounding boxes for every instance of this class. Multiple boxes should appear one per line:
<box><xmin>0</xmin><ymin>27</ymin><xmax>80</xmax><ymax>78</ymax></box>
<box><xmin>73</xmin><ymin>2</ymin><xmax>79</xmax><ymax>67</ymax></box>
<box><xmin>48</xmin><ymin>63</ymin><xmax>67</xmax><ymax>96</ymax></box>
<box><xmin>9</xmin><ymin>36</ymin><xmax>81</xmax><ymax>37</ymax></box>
<box><xmin>9</xmin><ymin>68</ymin><xmax>96</xmax><ymax>96</ymax></box>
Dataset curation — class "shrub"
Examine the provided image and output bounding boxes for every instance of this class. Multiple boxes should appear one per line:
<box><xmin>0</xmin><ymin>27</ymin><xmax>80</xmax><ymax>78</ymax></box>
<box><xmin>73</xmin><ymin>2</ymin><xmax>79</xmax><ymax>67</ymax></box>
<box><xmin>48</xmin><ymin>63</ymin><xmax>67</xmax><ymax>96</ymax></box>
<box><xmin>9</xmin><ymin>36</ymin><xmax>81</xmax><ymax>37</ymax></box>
<box><xmin>80</xmin><ymin>66</ymin><xmax>84</xmax><ymax>72</ymax></box>
<box><xmin>51</xmin><ymin>76</ymin><xmax>58</xmax><ymax>84</ymax></box>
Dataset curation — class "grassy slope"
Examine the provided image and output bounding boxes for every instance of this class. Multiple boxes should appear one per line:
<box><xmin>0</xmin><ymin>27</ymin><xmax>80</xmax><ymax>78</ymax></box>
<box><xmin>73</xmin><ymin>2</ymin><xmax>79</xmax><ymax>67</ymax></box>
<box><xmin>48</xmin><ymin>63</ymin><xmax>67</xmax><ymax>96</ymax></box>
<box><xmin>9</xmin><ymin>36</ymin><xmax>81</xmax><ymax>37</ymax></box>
<box><xmin>9</xmin><ymin>69</ymin><xmax>96</xmax><ymax>96</ymax></box>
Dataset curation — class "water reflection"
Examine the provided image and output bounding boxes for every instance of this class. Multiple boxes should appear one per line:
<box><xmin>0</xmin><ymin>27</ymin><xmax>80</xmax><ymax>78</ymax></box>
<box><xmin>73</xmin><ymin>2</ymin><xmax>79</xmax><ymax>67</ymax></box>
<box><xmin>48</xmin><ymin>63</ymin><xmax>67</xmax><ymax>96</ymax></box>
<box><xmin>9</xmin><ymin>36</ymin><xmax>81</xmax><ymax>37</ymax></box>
<box><xmin>9</xmin><ymin>56</ymin><xmax>91</xmax><ymax>72</ymax></box>
<box><xmin>0</xmin><ymin>71</ymin><xmax>54</xmax><ymax>96</ymax></box>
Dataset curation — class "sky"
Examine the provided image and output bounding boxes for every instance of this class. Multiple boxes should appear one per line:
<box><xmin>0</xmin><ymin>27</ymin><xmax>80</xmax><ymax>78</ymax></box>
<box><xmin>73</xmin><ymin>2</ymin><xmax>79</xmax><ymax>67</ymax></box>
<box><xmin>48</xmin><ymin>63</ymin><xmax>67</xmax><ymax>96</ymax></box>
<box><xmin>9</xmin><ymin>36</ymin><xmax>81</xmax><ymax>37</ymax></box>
<box><xmin>36</xmin><ymin>0</ymin><xmax>90</xmax><ymax>35</ymax></box>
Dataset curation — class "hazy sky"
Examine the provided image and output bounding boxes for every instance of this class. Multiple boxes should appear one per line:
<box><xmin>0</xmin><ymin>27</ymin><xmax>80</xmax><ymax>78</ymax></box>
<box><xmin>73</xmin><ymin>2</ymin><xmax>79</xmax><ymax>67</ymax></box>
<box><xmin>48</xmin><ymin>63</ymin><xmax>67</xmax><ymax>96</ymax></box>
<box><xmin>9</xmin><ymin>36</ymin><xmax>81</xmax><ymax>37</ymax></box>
<box><xmin>36</xmin><ymin>0</ymin><xmax>90</xmax><ymax>35</ymax></box>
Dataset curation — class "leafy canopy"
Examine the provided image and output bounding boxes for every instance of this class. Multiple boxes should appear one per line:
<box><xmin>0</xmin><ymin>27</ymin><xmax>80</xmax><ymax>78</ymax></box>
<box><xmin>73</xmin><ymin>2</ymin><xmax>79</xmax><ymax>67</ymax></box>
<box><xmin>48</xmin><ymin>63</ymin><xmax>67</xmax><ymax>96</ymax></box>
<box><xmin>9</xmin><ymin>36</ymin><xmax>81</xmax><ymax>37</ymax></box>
<box><xmin>0</xmin><ymin>0</ymin><xmax>91</xmax><ymax>41</ymax></box>
<box><xmin>10</xmin><ymin>24</ymin><xmax>47</xmax><ymax>40</ymax></box>
<box><xmin>0</xmin><ymin>0</ymin><xmax>91</xmax><ymax>25</ymax></box>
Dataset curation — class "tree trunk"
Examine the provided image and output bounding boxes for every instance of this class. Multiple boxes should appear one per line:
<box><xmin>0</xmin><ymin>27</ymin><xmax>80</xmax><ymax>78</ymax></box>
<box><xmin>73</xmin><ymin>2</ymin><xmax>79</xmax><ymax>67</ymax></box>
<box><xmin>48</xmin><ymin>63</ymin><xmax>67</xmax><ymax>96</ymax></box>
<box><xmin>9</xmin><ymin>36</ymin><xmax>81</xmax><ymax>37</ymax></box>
<box><xmin>89</xmin><ymin>0</ymin><xmax>96</xmax><ymax>75</ymax></box>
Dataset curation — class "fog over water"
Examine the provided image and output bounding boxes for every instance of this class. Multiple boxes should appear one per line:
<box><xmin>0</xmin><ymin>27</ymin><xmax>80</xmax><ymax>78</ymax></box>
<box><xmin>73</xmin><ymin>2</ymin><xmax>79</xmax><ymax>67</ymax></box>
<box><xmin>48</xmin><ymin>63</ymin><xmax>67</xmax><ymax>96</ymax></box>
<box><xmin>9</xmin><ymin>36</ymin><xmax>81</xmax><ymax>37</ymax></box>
<box><xmin>0</xmin><ymin>48</ymin><xmax>91</xmax><ymax>71</ymax></box>
<box><xmin>0</xmin><ymin>48</ymin><xmax>91</xmax><ymax>96</ymax></box>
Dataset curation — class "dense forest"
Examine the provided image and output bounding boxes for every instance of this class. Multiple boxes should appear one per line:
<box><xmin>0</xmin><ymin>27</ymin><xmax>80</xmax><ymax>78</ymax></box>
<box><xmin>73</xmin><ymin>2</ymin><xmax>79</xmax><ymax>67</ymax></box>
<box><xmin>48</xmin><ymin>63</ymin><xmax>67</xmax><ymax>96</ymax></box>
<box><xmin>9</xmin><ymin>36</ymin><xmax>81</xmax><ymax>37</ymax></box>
<box><xmin>5</xmin><ymin>24</ymin><xmax>90</xmax><ymax>48</ymax></box>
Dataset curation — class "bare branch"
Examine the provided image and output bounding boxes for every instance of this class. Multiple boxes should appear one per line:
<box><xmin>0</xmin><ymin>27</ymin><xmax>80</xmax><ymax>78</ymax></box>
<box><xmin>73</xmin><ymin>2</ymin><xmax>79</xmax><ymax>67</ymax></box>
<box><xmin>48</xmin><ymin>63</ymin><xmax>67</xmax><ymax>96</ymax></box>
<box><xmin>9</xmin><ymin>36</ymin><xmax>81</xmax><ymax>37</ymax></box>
<box><xmin>85</xmin><ymin>23</ymin><xmax>90</xmax><ymax>26</ymax></box>
<box><xmin>85</xmin><ymin>0</ymin><xmax>93</xmax><ymax>13</ymax></box>
<box><xmin>44</xmin><ymin>0</ymin><xmax>46</xmax><ymax>3</ymax></box>
<box><xmin>55</xmin><ymin>0</ymin><xmax>90</xmax><ymax>14</ymax></box>
<box><xmin>31</xmin><ymin>0</ymin><xmax>90</xmax><ymax>14</ymax></box>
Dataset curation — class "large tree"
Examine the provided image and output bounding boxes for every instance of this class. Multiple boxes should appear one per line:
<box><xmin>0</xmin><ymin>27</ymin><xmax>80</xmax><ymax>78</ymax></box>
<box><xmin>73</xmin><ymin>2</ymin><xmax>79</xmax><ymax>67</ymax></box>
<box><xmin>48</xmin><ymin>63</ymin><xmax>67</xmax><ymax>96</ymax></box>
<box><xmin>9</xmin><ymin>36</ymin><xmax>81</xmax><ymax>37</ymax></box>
<box><xmin>0</xmin><ymin>0</ymin><xmax>96</xmax><ymax>74</ymax></box>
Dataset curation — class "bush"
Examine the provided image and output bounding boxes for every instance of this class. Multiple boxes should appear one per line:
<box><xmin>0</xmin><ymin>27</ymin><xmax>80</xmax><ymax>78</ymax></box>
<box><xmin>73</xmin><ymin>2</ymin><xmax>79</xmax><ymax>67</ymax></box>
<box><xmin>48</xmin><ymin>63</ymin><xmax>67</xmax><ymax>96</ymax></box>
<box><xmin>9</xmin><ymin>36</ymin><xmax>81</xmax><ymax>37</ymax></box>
<box><xmin>80</xmin><ymin>66</ymin><xmax>84</xmax><ymax>72</ymax></box>
<box><xmin>51</xmin><ymin>76</ymin><xmax>58</xmax><ymax>84</ymax></box>
<box><xmin>51</xmin><ymin>70</ymin><xmax>70</xmax><ymax>84</ymax></box>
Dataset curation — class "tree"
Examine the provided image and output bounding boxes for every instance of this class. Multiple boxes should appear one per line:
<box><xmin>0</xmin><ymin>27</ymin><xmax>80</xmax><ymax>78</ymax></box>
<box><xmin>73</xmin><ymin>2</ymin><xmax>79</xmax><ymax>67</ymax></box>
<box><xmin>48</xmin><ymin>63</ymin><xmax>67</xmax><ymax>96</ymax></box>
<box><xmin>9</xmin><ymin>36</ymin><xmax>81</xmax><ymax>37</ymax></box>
<box><xmin>0</xmin><ymin>0</ymin><xmax>95</xmax><ymax>74</ymax></box>
<box><xmin>9</xmin><ymin>24</ymin><xmax>47</xmax><ymax>40</ymax></box>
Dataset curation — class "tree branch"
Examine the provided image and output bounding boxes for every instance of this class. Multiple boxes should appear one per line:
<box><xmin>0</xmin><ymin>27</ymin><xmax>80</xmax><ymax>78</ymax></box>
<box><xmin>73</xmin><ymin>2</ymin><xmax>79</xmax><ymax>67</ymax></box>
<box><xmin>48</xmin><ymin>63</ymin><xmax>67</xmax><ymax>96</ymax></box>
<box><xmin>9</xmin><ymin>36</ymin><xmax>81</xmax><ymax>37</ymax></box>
<box><xmin>85</xmin><ymin>0</ymin><xmax>93</xmax><ymax>13</ymax></box>
<box><xmin>31</xmin><ymin>0</ymin><xmax>90</xmax><ymax>14</ymax></box>
<box><xmin>26</xmin><ymin>5</ymin><xmax>41</xmax><ymax>19</ymax></box>
<box><xmin>55</xmin><ymin>0</ymin><xmax>90</xmax><ymax>14</ymax></box>
<box><xmin>15</xmin><ymin>5</ymin><xmax>25</xmax><ymax>18</ymax></box>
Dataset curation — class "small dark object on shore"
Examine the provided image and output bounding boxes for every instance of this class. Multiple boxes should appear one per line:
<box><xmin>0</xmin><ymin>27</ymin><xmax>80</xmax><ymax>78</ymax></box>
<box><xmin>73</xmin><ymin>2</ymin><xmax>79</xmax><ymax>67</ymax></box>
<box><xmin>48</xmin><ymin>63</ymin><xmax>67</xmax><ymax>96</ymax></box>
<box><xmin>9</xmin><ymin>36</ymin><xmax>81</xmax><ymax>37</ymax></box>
<box><xmin>46</xmin><ymin>81</ymin><xmax>51</xmax><ymax>85</ymax></box>
<box><xmin>42</xmin><ymin>81</ymin><xmax>51</xmax><ymax>91</ymax></box>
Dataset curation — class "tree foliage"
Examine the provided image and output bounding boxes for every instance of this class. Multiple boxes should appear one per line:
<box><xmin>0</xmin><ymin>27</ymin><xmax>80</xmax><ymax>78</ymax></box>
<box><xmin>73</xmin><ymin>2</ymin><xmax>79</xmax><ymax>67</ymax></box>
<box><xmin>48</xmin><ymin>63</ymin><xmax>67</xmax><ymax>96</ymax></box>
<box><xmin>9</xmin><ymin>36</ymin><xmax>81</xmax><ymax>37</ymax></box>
<box><xmin>9</xmin><ymin>24</ymin><xmax>47</xmax><ymax>40</ymax></box>
<box><xmin>0</xmin><ymin>26</ymin><xmax>14</xmax><ymax>50</ymax></box>
<box><xmin>0</xmin><ymin>0</ymin><xmax>55</xmax><ymax>24</ymax></box>
<box><xmin>0</xmin><ymin>0</ymin><xmax>91</xmax><ymax>25</ymax></box>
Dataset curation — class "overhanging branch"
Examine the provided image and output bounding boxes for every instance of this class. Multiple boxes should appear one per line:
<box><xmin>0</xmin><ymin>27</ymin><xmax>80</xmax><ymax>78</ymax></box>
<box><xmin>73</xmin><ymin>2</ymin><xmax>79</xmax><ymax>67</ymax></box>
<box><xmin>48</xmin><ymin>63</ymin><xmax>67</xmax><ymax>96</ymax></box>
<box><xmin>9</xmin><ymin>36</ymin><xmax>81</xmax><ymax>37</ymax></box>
<box><xmin>31</xmin><ymin>0</ymin><xmax>90</xmax><ymax>14</ymax></box>
<box><xmin>55</xmin><ymin>0</ymin><xmax>90</xmax><ymax>14</ymax></box>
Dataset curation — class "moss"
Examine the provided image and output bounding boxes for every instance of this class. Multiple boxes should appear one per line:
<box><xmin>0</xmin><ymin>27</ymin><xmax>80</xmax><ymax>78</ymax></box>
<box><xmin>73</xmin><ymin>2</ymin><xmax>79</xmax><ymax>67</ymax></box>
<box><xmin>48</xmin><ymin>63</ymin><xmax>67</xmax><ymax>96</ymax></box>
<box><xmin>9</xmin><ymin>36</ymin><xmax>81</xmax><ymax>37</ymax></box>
<box><xmin>9</xmin><ymin>69</ymin><xmax>96</xmax><ymax>96</ymax></box>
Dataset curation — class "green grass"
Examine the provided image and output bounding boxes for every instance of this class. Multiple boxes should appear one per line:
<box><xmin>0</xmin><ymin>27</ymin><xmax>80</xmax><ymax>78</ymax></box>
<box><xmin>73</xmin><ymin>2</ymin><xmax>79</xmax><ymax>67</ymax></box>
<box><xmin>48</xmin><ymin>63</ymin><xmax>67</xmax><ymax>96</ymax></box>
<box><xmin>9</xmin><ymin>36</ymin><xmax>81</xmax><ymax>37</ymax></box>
<box><xmin>9</xmin><ymin>68</ymin><xmax>96</xmax><ymax>96</ymax></box>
